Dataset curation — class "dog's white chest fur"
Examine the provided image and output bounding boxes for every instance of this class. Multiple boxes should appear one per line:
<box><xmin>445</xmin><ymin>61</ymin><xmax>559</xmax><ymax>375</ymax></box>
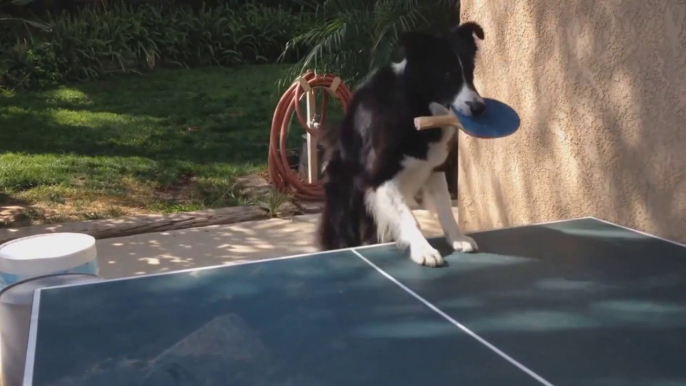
<box><xmin>397</xmin><ymin>126</ymin><xmax>455</xmax><ymax>201</ymax></box>
<box><xmin>396</xmin><ymin>102</ymin><xmax>457</xmax><ymax>202</ymax></box>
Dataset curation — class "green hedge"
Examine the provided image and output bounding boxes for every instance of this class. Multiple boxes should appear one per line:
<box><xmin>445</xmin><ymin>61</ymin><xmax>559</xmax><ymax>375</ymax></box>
<box><xmin>0</xmin><ymin>2</ymin><xmax>311</xmax><ymax>90</ymax></box>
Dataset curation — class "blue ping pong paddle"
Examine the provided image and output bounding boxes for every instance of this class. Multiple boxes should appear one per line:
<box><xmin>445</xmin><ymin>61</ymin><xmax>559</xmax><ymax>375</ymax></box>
<box><xmin>451</xmin><ymin>98</ymin><xmax>520</xmax><ymax>139</ymax></box>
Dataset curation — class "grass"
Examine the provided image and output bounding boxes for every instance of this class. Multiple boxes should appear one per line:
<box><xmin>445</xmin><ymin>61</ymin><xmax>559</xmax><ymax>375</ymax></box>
<box><xmin>0</xmin><ymin>64</ymin><xmax>308</xmax><ymax>226</ymax></box>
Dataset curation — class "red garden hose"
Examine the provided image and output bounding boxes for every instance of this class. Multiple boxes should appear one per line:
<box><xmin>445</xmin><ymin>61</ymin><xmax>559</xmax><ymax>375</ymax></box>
<box><xmin>268</xmin><ymin>72</ymin><xmax>353</xmax><ymax>200</ymax></box>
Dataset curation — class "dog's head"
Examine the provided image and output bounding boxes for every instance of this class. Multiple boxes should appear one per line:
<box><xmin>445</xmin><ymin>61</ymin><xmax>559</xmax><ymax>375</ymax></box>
<box><xmin>398</xmin><ymin>22</ymin><xmax>485</xmax><ymax>117</ymax></box>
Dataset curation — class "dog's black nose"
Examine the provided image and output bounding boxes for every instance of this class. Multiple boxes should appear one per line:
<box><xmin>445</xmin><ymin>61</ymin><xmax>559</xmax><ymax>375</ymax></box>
<box><xmin>468</xmin><ymin>101</ymin><xmax>486</xmax><ymax>117</ymax></box>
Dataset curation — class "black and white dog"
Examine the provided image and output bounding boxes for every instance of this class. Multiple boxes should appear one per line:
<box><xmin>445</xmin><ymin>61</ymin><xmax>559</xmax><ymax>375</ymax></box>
<box><xmin>317</xmin><ymin>22</ymin><xmax>486</xmax><ymax>267</ymax></box>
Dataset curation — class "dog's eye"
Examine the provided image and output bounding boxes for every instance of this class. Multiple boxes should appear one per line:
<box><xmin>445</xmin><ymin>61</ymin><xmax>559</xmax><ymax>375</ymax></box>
<box><xmin>444</xmin><ymin>72</ymin><xmax>454</xmax><ymax>80</ymax></box>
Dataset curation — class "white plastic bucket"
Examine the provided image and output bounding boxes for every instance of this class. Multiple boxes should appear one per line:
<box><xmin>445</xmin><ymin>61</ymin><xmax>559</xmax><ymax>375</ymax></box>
<box><xmin>0</xmin><ymin>233</ymin><xmax>99</xmax><ymax>290</ymax></box>
<box><xmin>0</xmin><ymin>273</ymin><xmax>102</xmax><ymax>386</ymax></box>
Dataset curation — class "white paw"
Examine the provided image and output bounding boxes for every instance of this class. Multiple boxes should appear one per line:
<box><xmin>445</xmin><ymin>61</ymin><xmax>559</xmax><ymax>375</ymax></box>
<box><xmin>410</xmin><ymin>244</ymin><xmax>444</xmax><ymax>267</ymax></box>
<box><xmin>450</xmin><ymin>235</ymin><xmax>479</xmax><ymax>253</ymax></box>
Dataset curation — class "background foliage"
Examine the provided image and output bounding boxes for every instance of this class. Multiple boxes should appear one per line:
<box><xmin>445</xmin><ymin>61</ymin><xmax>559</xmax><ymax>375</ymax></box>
<box><xmin>0</xmin><ymin>0</ymin><xmax>312</xmax><ymax>90</ymax></box>
<box><xmin>2</xmin><ymin>0</ymin><xmax>460</xmax><ymax>91</ymax></box>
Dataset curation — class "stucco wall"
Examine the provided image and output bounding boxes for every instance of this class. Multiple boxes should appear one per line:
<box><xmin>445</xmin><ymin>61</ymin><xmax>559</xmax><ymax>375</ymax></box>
<box><xmin>458</xmin><ymin>0</ymin><xmax>686</xmax><ymax>242</ymax></box>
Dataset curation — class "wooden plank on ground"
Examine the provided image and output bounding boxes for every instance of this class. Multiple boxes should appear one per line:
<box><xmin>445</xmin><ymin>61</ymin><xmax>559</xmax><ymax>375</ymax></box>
<box><xmin>0</xmin><ymin>206</ymin><xmax>267</xmax><ymax>244</ymax></box>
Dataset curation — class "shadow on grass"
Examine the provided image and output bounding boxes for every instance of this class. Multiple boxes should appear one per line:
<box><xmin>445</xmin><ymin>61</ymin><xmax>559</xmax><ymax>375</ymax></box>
<box><xmin>0</xmin><ymin>65</ymin><xmax>296</xmax><ymax>163</ymax></box>
<box><xmin>0</xmin><ymin>65</ymin><xmax>317</xmax><ymax>219</ymax></box>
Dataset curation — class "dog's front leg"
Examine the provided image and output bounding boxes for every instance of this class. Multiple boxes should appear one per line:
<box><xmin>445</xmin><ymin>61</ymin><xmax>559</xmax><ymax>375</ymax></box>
<box><xmin>366</xmin><ymin>180</ymin><xmax>444</xmax><ymax>267</ymax></box>
<box><xmin>422</xmin><ymin>172</ymin><xmax>478</xmax><ymax>252</ymax></box>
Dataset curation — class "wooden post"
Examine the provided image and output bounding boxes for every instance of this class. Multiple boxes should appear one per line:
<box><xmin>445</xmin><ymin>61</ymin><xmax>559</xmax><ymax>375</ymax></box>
<box><xmin>306</xmin><ymin>88</ymin><xmax>319</xmax><ymax>184</ymax></box>
<box><xmin>454</xmin><ymin>131</ymin><xmax>460</xmax><ymax>226</ymax></box>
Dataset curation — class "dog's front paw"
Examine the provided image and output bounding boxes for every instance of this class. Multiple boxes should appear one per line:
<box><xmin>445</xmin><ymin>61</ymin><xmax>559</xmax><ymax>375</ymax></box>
<box><xmin>450</xmin><ymin>235</ymin><xmax>478</xmax><ymax>253</ymax></box>
<box><xmin>410</xmin><ymin>243</ymin><xmax>444</xmax><ymax>267</ymax></box>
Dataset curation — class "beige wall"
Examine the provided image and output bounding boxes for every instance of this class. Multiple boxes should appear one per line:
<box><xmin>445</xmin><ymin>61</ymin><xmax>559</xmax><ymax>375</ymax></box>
<box><xmin>458</xmin><ymin>0</ymin><xmax>686</xmax><ymax>242</ymax></box>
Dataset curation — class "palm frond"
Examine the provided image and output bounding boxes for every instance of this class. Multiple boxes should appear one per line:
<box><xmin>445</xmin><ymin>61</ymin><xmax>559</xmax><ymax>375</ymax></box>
<box><xmin>0</xmin><ymin>17</ymin><xmax>52</xmax><ymax>31</ymax></box>
<box><xmin>280</xmin><ymin>0</ymin><xmax>458</xmax><ymax>88</ymax></box>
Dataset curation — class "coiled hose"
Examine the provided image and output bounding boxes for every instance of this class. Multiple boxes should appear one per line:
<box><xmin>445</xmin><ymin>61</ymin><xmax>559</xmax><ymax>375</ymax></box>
<box><xmin>268</xmin><ymin>72</ymin><xmax>352</xmax><ymax>200</ymax></box>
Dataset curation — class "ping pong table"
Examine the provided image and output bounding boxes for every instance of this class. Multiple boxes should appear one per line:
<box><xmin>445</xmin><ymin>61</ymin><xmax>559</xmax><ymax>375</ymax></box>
<box><xmin>22</xmin><ymin>217</ymin><xmax>686</xmax><ymax>386</ymax></box>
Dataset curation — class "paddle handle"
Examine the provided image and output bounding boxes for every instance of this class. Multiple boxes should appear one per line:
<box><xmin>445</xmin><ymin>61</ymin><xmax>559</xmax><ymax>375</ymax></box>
<box><xmin>414</xmin><ymin>113</ymin><xmax>460</xmax><ymax>130</ymax></box>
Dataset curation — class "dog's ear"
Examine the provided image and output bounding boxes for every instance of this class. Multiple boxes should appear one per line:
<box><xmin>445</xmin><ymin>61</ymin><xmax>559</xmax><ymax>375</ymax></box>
<box><xmin>398</xmin><ymin>31</ymin><xmax>434</xmax><ymax>60</ymax></box>
<box><xmin>451</xmin><ymin>21</ymin><xmax>485</xmax><ymax>42</ymax></box>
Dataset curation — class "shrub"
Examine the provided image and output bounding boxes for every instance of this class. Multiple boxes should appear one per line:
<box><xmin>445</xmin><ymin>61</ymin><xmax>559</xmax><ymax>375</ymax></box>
<box><xmin>0</xmin><ymin>1</ymin><xmax>311</xmax><ymax>90</ymax></box>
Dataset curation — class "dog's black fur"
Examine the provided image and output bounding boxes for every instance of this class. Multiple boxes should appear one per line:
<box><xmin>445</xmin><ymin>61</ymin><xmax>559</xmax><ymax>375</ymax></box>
<box><xmin>317</xmin><ymin>22</ymin><xmax>485</xmax><ymax>256</ymax></box>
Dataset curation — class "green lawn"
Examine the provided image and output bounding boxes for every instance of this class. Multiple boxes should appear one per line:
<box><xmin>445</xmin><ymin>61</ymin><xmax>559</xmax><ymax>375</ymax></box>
<box><xmin>0</xmin><ymin>64</ymin><xmax>298</xmax><ymax>226</ymax></box>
